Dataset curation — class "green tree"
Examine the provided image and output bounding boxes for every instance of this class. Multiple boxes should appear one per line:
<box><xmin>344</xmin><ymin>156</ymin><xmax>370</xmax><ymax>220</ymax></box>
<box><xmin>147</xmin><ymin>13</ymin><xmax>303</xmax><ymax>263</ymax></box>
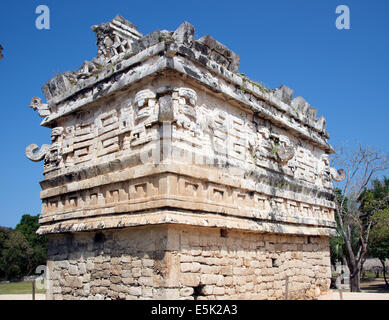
<box><xmin>361</xmin><ymin>177</ymin><xmax>389</xmax><ymax>286</ymax></box>
<box><xmin>0</xmin><ymin>227</ymin><xmax>32</xmax><ymax>280</ymax></box>
<box><xmin>330</xmin><ymin>190</ymin><xmax>346</xmax><ymax>266</ymax></box>
<box><xmin>0</xmin><ymin>214</ymin><xmax>47</xmax><ymax>280</ymax></box>
<box><xmin>15</xmin><ymin>214</ymin><xmax>47</xmax><ymax>275</ymax></box>
<box><xmin>369</xmin><ymin>210</ymin><xmax>389</xmax><ymax>286</ymax></box>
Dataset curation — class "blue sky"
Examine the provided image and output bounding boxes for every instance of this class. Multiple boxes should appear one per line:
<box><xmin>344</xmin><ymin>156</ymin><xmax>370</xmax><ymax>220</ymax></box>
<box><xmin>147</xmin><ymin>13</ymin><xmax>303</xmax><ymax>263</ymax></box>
<box><xmin>0</xmin><ymin>0</ymin><xmax>388</xmax><ymax>228</ymax></box>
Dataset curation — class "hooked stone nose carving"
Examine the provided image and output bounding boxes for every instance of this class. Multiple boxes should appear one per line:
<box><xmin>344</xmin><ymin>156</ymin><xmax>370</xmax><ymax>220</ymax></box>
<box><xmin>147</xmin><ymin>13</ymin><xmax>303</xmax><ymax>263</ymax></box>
<box><xmin>25</xmin><ymin>144</ymin><xmax>50</xmax><ymax>162</ymax></box>
<box><xmin>158</xmin><ymin>95</ymin><xmax>174</xmax><ymax>122</ymax></box>
<box><xmin>330</xmin><ymin>168</ymin><xmax>346</xmax><ymax>182</ymax></box>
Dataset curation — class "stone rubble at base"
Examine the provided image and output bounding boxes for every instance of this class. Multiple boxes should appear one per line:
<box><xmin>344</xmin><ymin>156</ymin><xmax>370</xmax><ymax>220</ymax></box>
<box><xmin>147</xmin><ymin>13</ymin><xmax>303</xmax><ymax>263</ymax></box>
<box><xmin>26</xmin><ymin>15</ymin><xmax>344</xmax><ymax>300</ymax></box>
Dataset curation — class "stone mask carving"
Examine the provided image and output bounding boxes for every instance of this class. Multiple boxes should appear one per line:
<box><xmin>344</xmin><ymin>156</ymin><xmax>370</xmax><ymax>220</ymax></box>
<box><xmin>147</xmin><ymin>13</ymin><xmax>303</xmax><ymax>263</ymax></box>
<box><xmin>26</xmin><ymin>127</ymin><xmax>64</xmax><ymax>172</ymax></box>
<box><xmin>29</xmin><ymin>97</ymin><xmax>50</xmax><ymax>118</ymax></box>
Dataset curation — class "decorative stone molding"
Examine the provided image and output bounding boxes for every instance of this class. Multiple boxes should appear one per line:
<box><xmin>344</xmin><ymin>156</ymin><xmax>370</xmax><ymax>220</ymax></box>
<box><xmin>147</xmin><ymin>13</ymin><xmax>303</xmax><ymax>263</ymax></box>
<box><xmin>134</xmin><ymin>89</ymin><xmax>157</xmax><ymax>124</ymax></box>
<box><xmin>29</xmin><ymin>97</ymin><xmax>50</xmax><ymax>117</ymax></box>
<box><xmin>276</xmin><ymin>144</ymin><xmax>295</xmax><ymax>162</ymax></box>
<box><xmin>172</xmin><ymin>21</ymin><xmax>195</xmax><ymax>47</ymax></box>
<box><xmin>26</xmin><ymin>15</ymin><xmax>340</xmax><ymax>300</ymax></box>
<box><xmin>330</xmin><ymin>167</ymin><xmax>346</xmax><ymax>182</ymax></box>
<box><xmin>91</xmin><ymin>14</ymin><xmax>142</xmax><ymax>59</ymax></box>
<box><xmin>175</xmin><ymin>87</ymin><xmax>198</xmax><ymax>130</ymax></box>
<box><xmin>25</xmin><ymin>144</ymin><xmax>50</xmax><ymax>162</ymax></box>
<box><xmin>158</xmin><ymin>95</ymin><xmax>174</xmax><ymax>122</ymax></box>
<box><xmin>26</xmin><ymin>127</ymin><xmax>64</xmax><ymax>172</ymax></box>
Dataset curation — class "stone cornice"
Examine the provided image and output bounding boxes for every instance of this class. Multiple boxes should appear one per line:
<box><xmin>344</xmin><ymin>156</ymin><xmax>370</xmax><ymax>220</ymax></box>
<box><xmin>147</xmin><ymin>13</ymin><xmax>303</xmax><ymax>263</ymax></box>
<box><xmin>37</xmin><ymin>209</ymin><xmax>337</xmax><ymax>237</ymax></box>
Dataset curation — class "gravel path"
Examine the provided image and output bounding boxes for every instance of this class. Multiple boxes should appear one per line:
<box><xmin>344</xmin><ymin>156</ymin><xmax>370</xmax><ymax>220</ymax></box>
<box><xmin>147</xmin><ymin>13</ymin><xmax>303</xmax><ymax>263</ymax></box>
<box><xmin>318</xmin><ymin>290</ymin><xmax>389</xmax><ymax>300</ymax></box>
<box><xmin>1</xmin><ymin>291</ymin><xmax>388</xmax><ymax>300</ymax></box>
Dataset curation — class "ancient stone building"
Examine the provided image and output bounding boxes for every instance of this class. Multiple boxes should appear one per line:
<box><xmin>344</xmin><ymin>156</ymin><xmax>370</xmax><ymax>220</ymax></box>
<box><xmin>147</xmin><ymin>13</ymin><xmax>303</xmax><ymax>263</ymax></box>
<box><xmin>26</xmin><ymin>15</ymin><xmax>344</xmax><ymax>300</ymax></box>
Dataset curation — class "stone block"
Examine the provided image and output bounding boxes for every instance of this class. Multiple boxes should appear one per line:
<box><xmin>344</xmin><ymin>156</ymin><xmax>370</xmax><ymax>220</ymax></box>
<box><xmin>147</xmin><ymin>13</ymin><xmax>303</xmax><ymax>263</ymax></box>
<box><xmin>181</xmin><ymin>262</ymin><xmax>201</xmax><ymax>273</ymax></box>
<box><xmin>213</xmin><ymin>287</ymin><xmax>225</xmax><ymax>295</ymax></box>
<box><xmin>180</xmin><ymin>287</ymin><xmax>194</xmax><ymax>297</ymax></box>
<box><xmin>163</xmin><ymin>288</ymin><xmax>180</xmax><ymax>300</ymax></box>
<box><xmin>180</xmin><ymin>273</ymin><xmax>200</xmax><ymax>287</ymax></box>
<box><xmin>129</xmin><ymin>286</ymin><xmax>142</xmax><ymax>296</ymax></box>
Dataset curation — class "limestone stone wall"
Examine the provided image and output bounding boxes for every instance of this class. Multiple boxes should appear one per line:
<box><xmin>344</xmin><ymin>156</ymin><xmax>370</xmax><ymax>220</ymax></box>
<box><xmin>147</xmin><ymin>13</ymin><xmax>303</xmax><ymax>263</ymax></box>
<box><xmin>27</xmin><ymin>16</ymin><xmax>342</xmax><ymax>301</ymax></box>
<box><xmin>46</xmin><ymin>225</ymin><xmax>331</xmax><ymax>300</ymax></box>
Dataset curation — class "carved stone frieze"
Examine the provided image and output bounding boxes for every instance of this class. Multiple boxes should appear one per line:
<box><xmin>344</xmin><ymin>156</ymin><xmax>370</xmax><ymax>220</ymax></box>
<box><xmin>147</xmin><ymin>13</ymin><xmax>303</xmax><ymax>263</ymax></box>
<box><xmin>26</xmin><ymin>15</ymin><xmax>344</xmax><ymax>301</ymax></box>
<box><xmin>330</xmin><ymin>167</ymin><xmax>346</xmax><ymax>182</ymax></box>
<box><xmin>29</xmin><ymin>97</ymin><xmax>50</xmax><ymax>117</ymax></box>
<box><xmin>26</xmin><ymin>127</ymin><xmax>64</xmax><ymax>173</ymax></box>
<box><xmin>25</xmin><ymin>144</ymin><xmax>50</xmax><ymax>162</ymax></box>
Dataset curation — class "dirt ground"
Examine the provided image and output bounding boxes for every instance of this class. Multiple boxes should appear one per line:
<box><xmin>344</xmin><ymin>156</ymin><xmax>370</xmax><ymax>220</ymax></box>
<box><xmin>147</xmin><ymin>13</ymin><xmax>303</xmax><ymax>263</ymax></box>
<box><xmin>360</xmin><ymin>277</ymin><xmax>389</xmax><ymax>293</ymax></box>
<box><xmin>0</xmin><ymin>294</ymin><xmax>45</xmax><ymax>300</ymax></box>
<box><xmin>0</xmin><ymin>278</ymin><xmax>388</xmax><ymax>300</ymax></box>
<box><xmin>319</xmin><ymin>277</ymin><xmax>389</xmax><ymax>300</ymax></box>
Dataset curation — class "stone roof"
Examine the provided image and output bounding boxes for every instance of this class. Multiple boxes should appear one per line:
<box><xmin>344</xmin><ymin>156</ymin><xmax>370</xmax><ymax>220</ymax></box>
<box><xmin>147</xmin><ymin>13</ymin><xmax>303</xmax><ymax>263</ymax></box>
<box><xmin>38</xmin><ymin>15</ymin><xmax>333</xmax><ymax>153</ymax></box>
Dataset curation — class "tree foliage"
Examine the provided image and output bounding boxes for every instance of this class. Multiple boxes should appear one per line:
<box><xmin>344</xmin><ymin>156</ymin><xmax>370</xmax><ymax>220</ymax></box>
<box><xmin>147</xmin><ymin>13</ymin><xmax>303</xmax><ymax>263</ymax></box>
<box><xmin>15</xmin><ymin>214</ymin><xmax>47</xmax><ymax>272</ymax></box>
<box><xmin>369</xmin><ymin>209</ymin><xmax>389</xmax><ymax>259</ymax></box>
<box><xmin>0</xmin><ymin>214</ymin><xmax>47</xmax><ymax>280</ymax></box>
<box><xmin>361</xmin><ymin>177</ymin><xmax>389</xmax><ymax>286</ymax></box>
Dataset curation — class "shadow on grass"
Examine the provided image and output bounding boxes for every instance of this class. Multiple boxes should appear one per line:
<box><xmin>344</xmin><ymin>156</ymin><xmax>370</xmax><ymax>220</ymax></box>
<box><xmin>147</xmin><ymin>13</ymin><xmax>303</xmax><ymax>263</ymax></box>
<box><xmin>361</xmin><ymin>278</ymin><xmax>389</xmax><ymax>293</ymax></box>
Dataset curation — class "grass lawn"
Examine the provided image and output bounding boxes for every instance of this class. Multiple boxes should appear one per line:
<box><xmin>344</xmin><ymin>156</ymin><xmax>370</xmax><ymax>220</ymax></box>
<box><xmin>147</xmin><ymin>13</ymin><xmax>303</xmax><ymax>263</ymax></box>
<box><xmin>0</xmin><ymin>281</ymin><xmax>46</xmax><ymax>295</ymax></box>
<box><xmin>332</xmin><ymin>271</ymin><xmax>383</xmax><ymax>278</ymax></box>
<box><xmin>362</xmin><ymin>271</ymin><xmax>381</xmax><ymax>278</ymax></box>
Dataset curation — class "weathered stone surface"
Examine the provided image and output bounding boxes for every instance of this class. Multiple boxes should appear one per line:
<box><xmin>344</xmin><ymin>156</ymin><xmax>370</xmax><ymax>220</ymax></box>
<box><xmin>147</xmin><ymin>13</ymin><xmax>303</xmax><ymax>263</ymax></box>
<box><xmin>330</xmin><ymin>168</ymin><xmax>346</xmax><ymax>182</ymax></box>
<box><xmin>91</xmin><ymin>14</ymin><xmax>142</xmax><ymax>59</ymax></box>
<box><xmin>197</xmin><ymin>35</ymin><xmax>240</xmax><ymax>72</ymax></box>
<box><xmin>45</xmin><ymin>226</ymin><xmax>331</xmax><ymax>300</ymax></box>
<box><xmin>158</xmin><ymin>95</ymin><xmax>174</xmax><ymax>122</ymax></box>
<box><xmin>26</xmin><ymin>15</ymin><xmax>345</xmax><ymax>300</ymax></box>
<box><xmin>173</xmin><ymin>22</ymin><xmax>195</xmax><ymax>46</ymax></box>
<box><xmin>25</xmin><ymin>144</ymin><xmax>50</xmax><ymax>162</ymax></box>
<box><xmin>29</xmin><ymin>97</ymin><xmax>50</xmax><ymax>117</ymax></box>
